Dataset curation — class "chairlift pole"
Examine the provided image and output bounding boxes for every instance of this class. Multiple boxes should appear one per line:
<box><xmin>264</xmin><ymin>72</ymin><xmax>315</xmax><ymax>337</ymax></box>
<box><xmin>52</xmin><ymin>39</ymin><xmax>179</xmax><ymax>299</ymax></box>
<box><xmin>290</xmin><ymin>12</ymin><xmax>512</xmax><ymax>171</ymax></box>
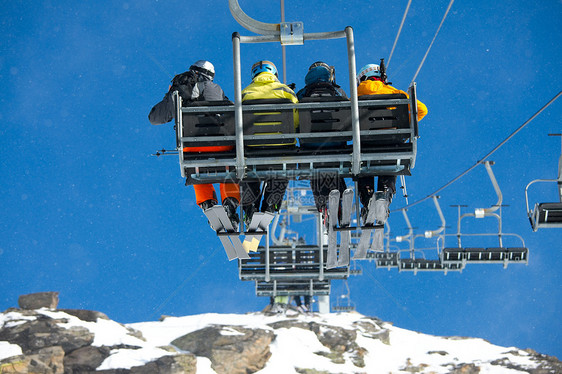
<box><xmin>550</xmin><ymin>133</ymin><xmax>562</xmax><ymax>201</ymax></box>
<box><xmin>232</xmin><ymin>33</ymin><xmax>245</xmax><ymax>179</ymax></box>
<box><xmin>483</xmin><ymin>161</ymin><xmax>502</xmax><ymax>215</ymax></box>
<box><xmin>281</xmin><ymin>0</ymin><xmax>287</xmax><ymax>84</ymax></box>
<box><xmin>345</xmin><ymin>27</ymin><xmax>362</xmax><ymax>175</ymax></box>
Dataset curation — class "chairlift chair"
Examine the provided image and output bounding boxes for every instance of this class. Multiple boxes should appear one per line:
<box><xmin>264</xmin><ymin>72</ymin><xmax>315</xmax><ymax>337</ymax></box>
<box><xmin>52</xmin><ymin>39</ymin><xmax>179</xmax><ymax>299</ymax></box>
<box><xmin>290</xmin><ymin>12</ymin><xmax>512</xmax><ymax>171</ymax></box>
<box><xmin>525</xmin><ymin>134</ymin><xmax>562</xmax><ymax>231</ymax></box>
<box><xmin>442</xmin><ymin>161</ymin><xmax>529</xmax><ymax>269</ymax></box>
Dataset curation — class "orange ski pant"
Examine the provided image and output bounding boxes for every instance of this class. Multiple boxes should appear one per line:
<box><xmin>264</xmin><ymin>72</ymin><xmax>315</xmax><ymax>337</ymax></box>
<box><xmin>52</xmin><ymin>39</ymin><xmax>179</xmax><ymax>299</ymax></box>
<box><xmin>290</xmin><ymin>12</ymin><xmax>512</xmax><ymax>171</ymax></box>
<box><xmin>184</xmin><ymin>145</ymin><xmax>240</xmax><ymax>205</ymax></box>
<box><xmin>193</xmin><ymin>183</ymin><xmax>240</xmax><ymax>206</ymax></box>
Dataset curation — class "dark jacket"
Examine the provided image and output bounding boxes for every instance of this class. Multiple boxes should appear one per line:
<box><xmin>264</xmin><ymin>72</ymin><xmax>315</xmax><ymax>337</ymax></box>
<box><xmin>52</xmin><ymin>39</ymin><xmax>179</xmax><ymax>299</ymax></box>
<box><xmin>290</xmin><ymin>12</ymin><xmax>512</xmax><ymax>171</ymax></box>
<box><xmin>148</xmin><ymin>71</ymin><xmax>226</xmax><ymax>125</ymax></box>
<box><xmin>296</xmin><ymin>81</ymin><xmax>348</xmax><ymax>100</ymax></box>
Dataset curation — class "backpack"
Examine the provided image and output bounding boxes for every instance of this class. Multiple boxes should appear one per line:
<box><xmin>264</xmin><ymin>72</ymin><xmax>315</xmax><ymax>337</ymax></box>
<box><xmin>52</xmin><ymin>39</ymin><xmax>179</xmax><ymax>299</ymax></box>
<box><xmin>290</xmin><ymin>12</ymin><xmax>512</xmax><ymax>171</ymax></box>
<box><xmin>170</xmin><ymin>71</ymin><xmax>201</xmax><ymax>103</ymax></box>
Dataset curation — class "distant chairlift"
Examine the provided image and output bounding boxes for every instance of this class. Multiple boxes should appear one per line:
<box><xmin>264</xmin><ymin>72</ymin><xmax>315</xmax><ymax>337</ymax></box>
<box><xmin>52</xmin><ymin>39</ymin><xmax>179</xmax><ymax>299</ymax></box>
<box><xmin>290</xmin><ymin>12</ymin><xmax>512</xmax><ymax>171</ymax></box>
<box><xmin>442</xmin><ymin>161</ymin><xmax>528</xmax><ymax>269</ymax></box>
<box><xmin>239</xmin><ymin>183</ymin><xmax>351</xmax><ymax>299</ymax></box>
<box><xmin>332</xmin><ymin>280</ymin><xmax>356</xmax><ymax>312</ymax></box>
<box><xmin>525</xmin><ymin>133</ymin><xmax>562</xmax><ymax>231</ymax></box>
<box><xmin>366</xmin><ymin>162</ymin><xmax>528</xmax><ymax>273</ymax></box>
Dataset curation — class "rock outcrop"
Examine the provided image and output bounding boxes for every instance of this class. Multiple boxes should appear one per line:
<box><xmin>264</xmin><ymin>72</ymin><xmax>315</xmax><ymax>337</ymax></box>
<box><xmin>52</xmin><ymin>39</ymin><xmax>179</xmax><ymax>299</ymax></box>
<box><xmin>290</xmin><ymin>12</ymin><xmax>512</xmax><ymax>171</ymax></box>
<box><xmin>172</xmin><ymin>325</ymin><xmax>274</xmax><ymax>374</ymax></box>
<box><xmin>18</xmin><ymin>292</ymin><xmax>59</xmax><ymax>310</ymax></box>
<box><xmin>0</xmin><ymin>292</ymin><xmax>196</xmax><ymax>374</ymax></box>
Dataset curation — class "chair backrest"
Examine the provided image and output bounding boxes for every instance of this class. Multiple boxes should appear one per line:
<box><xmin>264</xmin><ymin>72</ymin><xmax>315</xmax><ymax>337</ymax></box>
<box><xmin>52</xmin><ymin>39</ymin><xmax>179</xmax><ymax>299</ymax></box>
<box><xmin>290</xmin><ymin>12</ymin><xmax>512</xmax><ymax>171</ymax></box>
<box><xmin>181</xmin><ymin>100</ymin><xmax>235</xmax><ymax>138</ymax></box>
<box><xmin>358</xmin><ymin>94</ymin><xmax>409</xmax><ymax>129</ymax></box>
<box><xmin>299</xmin><ymin>96</ymin><xmax>351</xmax><ymax>148</ymax></box>
<box><xmin>358</xmin><ymin>94</ymin><xmax>410</xmax><ymax>145</ymax></box>
<box><xmin>242</xmin><ymin>98</ymin><xmax>295</xmax><ymax>146</ymax></box>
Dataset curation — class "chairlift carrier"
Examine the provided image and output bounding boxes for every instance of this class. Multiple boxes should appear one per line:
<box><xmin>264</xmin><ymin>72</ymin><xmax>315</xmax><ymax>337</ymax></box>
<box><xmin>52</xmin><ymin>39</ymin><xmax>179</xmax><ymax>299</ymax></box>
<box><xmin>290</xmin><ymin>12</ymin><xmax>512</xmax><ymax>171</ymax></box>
<box><xmin>525</xmin><ymin>133</ymin><xmax>562</xmax><ymax>231</ymax></box>
<box><xmin>174</xmin><ymin>0</ymin><xmax>420</xmax><ymax>185</ymax></box>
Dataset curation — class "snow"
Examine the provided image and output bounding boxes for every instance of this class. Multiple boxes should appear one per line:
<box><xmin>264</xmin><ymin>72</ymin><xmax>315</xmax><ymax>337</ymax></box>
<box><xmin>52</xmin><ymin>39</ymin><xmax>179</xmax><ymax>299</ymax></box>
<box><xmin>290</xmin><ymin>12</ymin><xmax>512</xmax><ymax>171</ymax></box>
<box><xmin>128</xmin><ymin>312</ymin><xmax>539</xmax><ymax>373</ymax></box>
<box><xmin>0</xmin><ymin>341</ymin><xmax>22</xmax><ymax>361</ymax></box>
<box><xmin>0</xmin><ymin>311</ymin><xmax>36</xmax><ymax>328</ymax></box>
<box><xmin>96</xmin><ymin>347</ymin><xmax>174</xmax><ymax>371</ymax></box>
<box><xmin>36</xmin><ymin>309</ymin><xmax>146</xmax><ymax>347</ymax></box>
<box><xmin>256</xmin><ymin>327</ymin><xmax>342</xmax><ymax>373</ymax></box>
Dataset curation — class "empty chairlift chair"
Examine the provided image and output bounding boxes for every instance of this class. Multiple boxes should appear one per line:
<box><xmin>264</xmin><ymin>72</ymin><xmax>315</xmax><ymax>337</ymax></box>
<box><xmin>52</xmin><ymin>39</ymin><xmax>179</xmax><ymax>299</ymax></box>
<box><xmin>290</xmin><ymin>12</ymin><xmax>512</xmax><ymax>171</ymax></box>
<box><xmin>525</xmin><ymin>134</ymin><xmax>562</xmax><ymax>231</ymax></box>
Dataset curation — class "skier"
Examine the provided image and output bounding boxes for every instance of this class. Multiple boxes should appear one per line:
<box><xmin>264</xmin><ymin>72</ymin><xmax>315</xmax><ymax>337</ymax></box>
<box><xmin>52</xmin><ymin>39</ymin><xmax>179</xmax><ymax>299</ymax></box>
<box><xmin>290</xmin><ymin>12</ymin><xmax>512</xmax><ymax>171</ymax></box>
<box><xmin>296</xmin><ymin>61</ymin><xmax>348</xmax><ymax>224</ymax></box>
<box><xmin>148</xmin><ymin>60</ymin><xmax>240</xmax><ymax>227</ymax></box>
<box><xmin>355</xmin><ymin>63</ymin><xmax>428</xmax><ymax>224</ymax></box>
<box><xmin>240</xmin><ymin>60</ymin><xmax>299</xmax><ymax>227</ymax></box>
<box><xmin>293</xmin><ymin>295</ymin><xmax>311</xmax><ymax>313</ymax></box>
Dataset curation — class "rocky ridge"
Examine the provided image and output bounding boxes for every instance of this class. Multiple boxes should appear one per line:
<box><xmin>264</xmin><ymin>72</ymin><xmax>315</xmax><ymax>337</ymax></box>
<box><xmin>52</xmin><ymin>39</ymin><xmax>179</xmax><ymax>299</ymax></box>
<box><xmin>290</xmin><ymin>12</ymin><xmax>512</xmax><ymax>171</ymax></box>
<box><xmin>0</xmin><ymin>292</ymin><xmax>561</xmax><ymax>374</ymax></box>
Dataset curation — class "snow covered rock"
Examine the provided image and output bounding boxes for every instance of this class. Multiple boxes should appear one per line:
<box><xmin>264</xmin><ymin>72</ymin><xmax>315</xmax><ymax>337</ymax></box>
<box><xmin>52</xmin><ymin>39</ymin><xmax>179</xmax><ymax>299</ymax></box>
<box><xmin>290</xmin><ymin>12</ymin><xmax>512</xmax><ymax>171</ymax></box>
<box><xmin>171</xmin><ymin>325</ymin><xmax>274</xmax><ymax>374</ymax></box>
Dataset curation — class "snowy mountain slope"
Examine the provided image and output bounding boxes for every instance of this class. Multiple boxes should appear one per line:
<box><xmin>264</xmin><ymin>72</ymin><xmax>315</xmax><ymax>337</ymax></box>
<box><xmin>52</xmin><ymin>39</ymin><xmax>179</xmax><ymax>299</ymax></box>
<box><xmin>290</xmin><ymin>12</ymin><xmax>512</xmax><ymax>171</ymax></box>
<box><xmin>1</xmin><ymin>308</ymin><xmax>560</xmax><ymax>373</ymax></box>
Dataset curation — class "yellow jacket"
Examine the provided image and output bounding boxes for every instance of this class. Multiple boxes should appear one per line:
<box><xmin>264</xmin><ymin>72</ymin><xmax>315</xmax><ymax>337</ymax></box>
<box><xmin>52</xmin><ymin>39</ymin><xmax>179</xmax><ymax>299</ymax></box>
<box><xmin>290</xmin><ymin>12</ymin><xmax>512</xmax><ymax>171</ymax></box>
<box><xmin>357</xmin><ymin>80</ymin><xmax>428</xmax><ymax>121</ymax></box>
<box><xmin>242</xmin><ymin>72</ymin><xmax>299</xmax><ymax>129</ymax></box>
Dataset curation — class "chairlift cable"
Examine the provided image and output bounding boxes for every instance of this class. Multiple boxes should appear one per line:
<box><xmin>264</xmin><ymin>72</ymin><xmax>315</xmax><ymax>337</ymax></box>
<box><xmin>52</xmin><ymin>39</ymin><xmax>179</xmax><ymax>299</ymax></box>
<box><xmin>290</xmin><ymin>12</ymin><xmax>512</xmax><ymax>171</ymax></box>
<box><xmin>393</xmin><ymin>90</ymin><xmax>562</xmax><ymax>212</ymax></box>
<box><xmin>410</xmin><ymin>0</ymin><xmax>455</xmax><ymax>84</ymax></box>
<box><xmin>386</xmin><ymin>0</ymin><xmax>412</xmax><ymax>69</ymax></box>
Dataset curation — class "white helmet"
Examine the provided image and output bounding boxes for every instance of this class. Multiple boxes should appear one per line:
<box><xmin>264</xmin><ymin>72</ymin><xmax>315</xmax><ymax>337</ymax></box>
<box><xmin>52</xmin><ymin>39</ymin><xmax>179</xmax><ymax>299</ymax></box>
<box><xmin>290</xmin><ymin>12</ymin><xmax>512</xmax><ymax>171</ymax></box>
<box><xmin>190</xmin><ymin>60</ymin><xmax>215</xmax><ymax>80</ymax></box>
<box><xmin>356</xmin><ymin>64</ymin><xmax>381</xmax><ymax>85</ymax></box>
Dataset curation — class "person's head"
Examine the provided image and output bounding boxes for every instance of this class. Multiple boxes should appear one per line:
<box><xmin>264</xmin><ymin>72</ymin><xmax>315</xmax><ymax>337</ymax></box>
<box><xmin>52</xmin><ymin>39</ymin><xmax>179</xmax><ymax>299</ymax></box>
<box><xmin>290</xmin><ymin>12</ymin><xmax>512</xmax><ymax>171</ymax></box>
<box><xmin>189</xmin><ymin>60</ymin><xmax>215</xmax><ymax>81</ymax></box>
<box><xmin>356</xmin><ymin>64</ymin><xmax>381</xmax><ymax>85</ymax></box>
<box><xmin>305</xmin><ymin>61</ymin><xmax>335</xmax><ymax>85</ymax></box>
<box><xmin>251</xmin><ymin>60</ymin><xmax>278</xmax><ymax>79</ymax></box>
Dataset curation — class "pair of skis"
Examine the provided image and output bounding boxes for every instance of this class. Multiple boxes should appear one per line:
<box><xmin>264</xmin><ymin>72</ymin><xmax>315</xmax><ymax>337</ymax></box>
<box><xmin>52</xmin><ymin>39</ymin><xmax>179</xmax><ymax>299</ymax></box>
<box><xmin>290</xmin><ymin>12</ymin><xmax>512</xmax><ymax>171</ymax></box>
<box><xmin>353</xmin><ymin>193</ymin><xmax>388</xmax><ymax>259</ymax></box>
<box><xmin>326</xmin><ymin>189</ymin><xmax>354</xmax><ymax>269</ymax></box>
<box><xmin>242</xmin><ymin>212</ymin><xmax>275</xmax><ymax>253</ymax></box>
<box><xmin>203</xmin><ymin>206</ymin><xmax>274</xmax><ymax>261</ymax></box>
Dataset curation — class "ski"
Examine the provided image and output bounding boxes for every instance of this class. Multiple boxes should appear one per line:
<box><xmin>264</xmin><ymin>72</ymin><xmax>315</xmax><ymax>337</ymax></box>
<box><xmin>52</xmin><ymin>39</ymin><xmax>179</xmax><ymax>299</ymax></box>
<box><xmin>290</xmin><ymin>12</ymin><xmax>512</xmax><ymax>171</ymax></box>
<box><xmin>374</xmin><ymin>193</ymin><xmax>390</xmax><ymax>224</ymax></box>
<box><xmin>353</xmin><ymin>196</ymin><xmax>380</xmax><ymax>260</ymax></box>
<box><xmin>370</xmin><ymin>192</ymin><xmax>390</xmax><ymax>252</ymax></box>
<box><xmin>203</xmin><ymin>207</ymin><xmax>237</xmax><ymax>261</ymax></box>
<box><xmin>211</xmin><ymin>205</ymin><xmax>250</xmax><ymax>260</ymax></box>
<box><xmin>372</xmin><ymin>226</ymin><xmax>384</xmax><ymax>251</ymax></box>
<box><xmin>326</xmin><ymin>189</ymin><xmax>341</xmax><ymax>269</ymax></box>
<box><xmin>337</xmin><ymin>188</ymin><xmax>354</xmax><ymax>267</ymax></box>
<box><xmin>242</xmin><ymin>212</ymin><xmax>275</xmax><ymax>253</ymax></box>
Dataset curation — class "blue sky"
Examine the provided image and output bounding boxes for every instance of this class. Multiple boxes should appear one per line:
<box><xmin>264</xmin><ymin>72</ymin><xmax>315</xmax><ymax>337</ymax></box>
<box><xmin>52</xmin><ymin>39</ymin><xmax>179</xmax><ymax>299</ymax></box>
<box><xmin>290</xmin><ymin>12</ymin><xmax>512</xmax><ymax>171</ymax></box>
<box><xmin>1</xmin><ymin>0</ymin><xmax>561</xmax><ymax>359</ymax></box>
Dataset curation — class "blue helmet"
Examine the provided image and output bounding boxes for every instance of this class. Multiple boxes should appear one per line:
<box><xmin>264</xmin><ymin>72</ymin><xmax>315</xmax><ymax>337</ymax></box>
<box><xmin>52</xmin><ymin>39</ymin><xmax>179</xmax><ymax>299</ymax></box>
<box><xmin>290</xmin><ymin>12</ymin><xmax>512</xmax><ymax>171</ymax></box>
<box><xmin>356</xmin><ymin>64</ymin><xmax>381</xmax><ymax>85</ymax></box>
<box><xmin>251</xmin><ymin>60</ymin><xmax>278</xmax><ymax>79</ymax></box>
<box><xmin>305</xmin><ymin>61</ymin><xmax>335</xmax><ymax>85</ymax></box>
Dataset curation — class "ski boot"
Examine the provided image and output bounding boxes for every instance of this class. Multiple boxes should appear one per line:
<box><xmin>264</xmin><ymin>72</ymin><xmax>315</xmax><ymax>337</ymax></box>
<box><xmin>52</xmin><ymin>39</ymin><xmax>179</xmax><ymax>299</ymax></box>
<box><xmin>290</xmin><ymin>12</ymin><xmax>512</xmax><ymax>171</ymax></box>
<box><xmin>242</xmin><ymin>204</ymin><xmax>256</xmax><ymax>231</ymax></box>
<box><xmin>223</xmin><ymin>197</ymin><xmax>240</xmax><ymax>231</ymax></box>
<box><xmin>374</xmin><ymin>190</ymin><xmax>392</xmax><ymax>224</ymax></box>
<box><xmin>200</xmin><ymin>199</ymin><xmax>218</xmax><ymax>231</ymax></box>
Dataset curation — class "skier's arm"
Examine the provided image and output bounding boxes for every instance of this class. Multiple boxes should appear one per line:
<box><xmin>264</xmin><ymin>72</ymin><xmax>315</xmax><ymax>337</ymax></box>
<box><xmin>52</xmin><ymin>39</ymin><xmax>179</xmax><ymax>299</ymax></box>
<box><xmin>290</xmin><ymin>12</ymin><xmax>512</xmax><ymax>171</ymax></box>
<box><xmin>148</xmin><ymin>91</ymin><xmax>175</xmax><ymax>125</ymax></box>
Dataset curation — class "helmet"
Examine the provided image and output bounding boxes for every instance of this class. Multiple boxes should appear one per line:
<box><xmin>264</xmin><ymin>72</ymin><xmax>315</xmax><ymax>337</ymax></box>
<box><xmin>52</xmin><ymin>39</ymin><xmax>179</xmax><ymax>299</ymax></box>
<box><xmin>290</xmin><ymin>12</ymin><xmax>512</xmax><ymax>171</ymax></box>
<box><xmin>189</xmin><ymin>60</ymin><xmax>215</xmax><ymax>80</ymax></box>
<box><xmin>356</xmin><ymin>64</ymin><xmax>381</xmax><ymax>85</ymax></box>
<box><xmin>251</xmin><ymin>60</ymin><xmax>278</xmax><ymax>79</ymax></box>
<box><xmin>305</xmin><ymin>61</ymin><xmax>335</xmax><ymax>85</ymax></box>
